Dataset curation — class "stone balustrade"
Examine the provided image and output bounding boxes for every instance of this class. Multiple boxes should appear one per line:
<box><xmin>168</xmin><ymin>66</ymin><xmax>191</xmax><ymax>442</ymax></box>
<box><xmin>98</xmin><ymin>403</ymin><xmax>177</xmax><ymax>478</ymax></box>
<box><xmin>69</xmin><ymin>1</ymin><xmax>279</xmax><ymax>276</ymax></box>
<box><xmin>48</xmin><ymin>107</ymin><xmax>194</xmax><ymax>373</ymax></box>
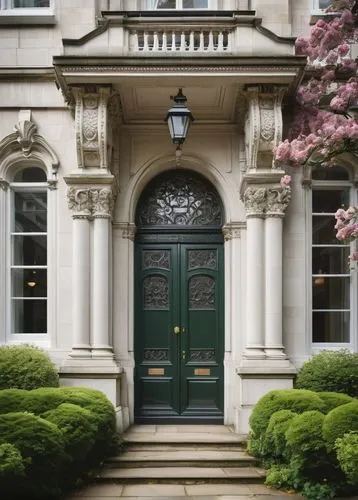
<box><xmin>128</xmin><ymin>27</ymin><xmax>232</xmax><ymax>53</ymax></box>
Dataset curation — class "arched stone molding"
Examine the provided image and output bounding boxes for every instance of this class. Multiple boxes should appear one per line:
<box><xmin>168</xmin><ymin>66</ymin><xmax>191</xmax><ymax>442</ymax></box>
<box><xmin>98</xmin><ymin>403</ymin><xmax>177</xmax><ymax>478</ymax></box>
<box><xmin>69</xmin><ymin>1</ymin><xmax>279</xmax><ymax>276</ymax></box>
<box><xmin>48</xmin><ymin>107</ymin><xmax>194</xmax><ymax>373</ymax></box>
<box><xmin>0</xmin><ymin>110</ymin><xmax>59</xmax><ymax>187</ymax></box>
<box><xmin>120</xmin><ymin>153</ymin><xmax>237</xmax><ymax>226</ymax></box>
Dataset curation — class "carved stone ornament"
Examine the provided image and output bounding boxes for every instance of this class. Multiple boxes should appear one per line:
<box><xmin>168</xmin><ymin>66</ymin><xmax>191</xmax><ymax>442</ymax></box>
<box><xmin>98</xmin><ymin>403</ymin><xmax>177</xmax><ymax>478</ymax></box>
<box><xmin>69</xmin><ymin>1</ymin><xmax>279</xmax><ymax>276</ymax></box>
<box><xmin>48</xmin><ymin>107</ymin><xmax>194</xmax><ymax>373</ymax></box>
<box><xmin>0</xmin><ymin>110</ymin><xmax>59</xmax><ymax>182</ymax></box>
<box><xmin>72</xmin><ymin>86</ymin><xmax>112</xmax><ymax>170</ymax></box>
<box><xmin>222</xmin><ymin>223</ymin><xmax>245</xmax><ymax>240</ymax></box>
<box><xmin>243</xmin><ymin>187</ymin><xmax>267</xmax><ymax>217</ymax></box>
<box><xmin>243</xmin><ymin>186</ymin><xmax>291</xmax><ymax>218</ymax></box>
<box><xmin>266</xmin><ymin>186</ymin><xmax>291</xmax><ymax>216</ymax></box>
<box><xmin>67</xmin><ymin>186</ymin><xmax>116</xmax><ymax>219</ymax></box>
<box><xmin>91</xmin><ymin>187</ymin><xmax>115</xmax><ymax>218</ymax></box>
<box><xmin>0</xmin><ymin>178</ymin><xmax>9</xmax><ymax>191</ymax></box>
<box><xmin>244</xmin><ymin>86</ymin><xmax>285</xmax><ymax>170</ymax></box>
<box><xmin>66</xmin><ymin>187</ymin><xmax>92</xmax><ymax>219</ymax></box>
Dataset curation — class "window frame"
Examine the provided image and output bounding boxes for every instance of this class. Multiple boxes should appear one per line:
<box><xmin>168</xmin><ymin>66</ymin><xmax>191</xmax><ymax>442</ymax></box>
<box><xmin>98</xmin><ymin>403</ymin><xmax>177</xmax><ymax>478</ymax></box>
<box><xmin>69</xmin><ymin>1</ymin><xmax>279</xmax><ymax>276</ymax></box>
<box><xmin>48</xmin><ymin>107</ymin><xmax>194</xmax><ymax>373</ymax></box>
<box><xmin>148</xmin><ymin>0</ymin><xmax>215</xmax><ymax>9</ymax></box>
<box><xmin>4</xmin><ymin>166</ymin><xmax>55</xmax><ymax>348</ymax></box>
<box><xmin>308</xmin><ymin>174</ymin><xmax>358</xmax><ymax>352</ymax></box>
<box><xmin>0</xmin><ymin>0</ymin><xmax>55</xmax><ymax>25</ymax></box>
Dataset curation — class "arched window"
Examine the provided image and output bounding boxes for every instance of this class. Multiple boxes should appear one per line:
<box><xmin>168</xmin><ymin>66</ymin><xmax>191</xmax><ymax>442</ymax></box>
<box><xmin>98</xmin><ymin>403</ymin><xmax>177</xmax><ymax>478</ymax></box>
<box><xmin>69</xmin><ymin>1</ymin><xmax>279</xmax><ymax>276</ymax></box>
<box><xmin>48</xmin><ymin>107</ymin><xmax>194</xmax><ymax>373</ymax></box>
<box><xmin>9</xmin><ymin>166</ymin><xmax>48</xmax><ymax>336</ymax></box>
<box><xmin>310</xmin><ymin>165</ymin><xmax>354</xmax><ymax>345</ymax></box>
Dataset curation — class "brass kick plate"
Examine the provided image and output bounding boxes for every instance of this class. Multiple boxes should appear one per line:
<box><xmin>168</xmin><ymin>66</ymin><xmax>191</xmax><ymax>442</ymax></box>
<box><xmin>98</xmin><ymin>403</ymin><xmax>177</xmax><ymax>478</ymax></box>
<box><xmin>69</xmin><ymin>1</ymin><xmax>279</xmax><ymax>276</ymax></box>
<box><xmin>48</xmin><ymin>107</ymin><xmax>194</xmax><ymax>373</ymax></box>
<box><xmin>194</xmin><ymin>368</ymin><xmax>210</xmax><ymax>376</ymax></box>
<box><xmin>148</xmin><ymin>368</ymin><xmax>165</xmax><ymax>376</ymax></box>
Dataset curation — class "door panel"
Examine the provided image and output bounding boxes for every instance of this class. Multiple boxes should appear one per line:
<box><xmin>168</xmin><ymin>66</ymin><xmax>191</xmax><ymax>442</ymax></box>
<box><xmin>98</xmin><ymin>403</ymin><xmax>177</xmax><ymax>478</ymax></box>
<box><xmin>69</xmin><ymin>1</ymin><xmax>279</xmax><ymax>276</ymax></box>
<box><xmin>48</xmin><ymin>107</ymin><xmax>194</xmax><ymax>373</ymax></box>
<box><xmin>134</xmin><ymin>241</ymin><xmax>223</xmax><ymax>422</ymax></box>
<box><xmin>180</xmin><ymin>245</ymin><xmax>223</xmax><ymax>417</ymax></box>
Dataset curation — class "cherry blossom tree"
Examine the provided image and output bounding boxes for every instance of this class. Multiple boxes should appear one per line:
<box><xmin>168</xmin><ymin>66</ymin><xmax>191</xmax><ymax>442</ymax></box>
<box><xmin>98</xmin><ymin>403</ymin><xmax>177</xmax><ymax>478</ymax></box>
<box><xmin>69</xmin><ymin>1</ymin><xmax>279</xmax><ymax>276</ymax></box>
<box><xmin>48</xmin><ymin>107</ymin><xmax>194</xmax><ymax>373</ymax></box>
<box><xmin>274</xmin><ymin>0</ymin><xmax>358</xmax><ymax>260</ymax></box>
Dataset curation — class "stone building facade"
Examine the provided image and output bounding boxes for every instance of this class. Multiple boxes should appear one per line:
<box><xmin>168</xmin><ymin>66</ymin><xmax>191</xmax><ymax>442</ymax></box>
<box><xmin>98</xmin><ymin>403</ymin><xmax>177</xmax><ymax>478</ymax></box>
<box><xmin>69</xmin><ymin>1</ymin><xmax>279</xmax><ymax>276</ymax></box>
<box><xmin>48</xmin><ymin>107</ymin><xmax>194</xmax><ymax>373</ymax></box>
<box><xmin>0</xmin><ymin>0</ymin><xmax>354</xmax><ymax>433</ymax></box>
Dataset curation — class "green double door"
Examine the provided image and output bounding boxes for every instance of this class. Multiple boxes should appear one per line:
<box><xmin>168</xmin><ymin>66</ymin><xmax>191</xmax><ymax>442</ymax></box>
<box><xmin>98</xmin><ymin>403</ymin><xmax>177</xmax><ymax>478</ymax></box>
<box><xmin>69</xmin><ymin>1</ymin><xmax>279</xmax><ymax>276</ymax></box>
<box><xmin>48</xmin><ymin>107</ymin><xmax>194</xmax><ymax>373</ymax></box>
<box><xmin>134</xmin><ymin>238</ymin><xmax>224</xmax><ymax>423</ymax></box>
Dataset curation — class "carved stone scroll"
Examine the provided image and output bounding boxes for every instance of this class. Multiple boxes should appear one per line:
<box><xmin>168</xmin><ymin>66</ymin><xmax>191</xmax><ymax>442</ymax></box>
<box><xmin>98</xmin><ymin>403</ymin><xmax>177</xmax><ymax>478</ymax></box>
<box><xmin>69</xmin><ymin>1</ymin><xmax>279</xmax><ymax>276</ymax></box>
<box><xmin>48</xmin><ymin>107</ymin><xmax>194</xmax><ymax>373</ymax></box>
<box><xmin>72</xmin><ymin>86</ymin><xmax>112</xmax><ymax>170</ymax></box>
<box><xmin>245</xmin><ymin>86</ymin><xmax>285</xmax><ymax>170</ymax></box>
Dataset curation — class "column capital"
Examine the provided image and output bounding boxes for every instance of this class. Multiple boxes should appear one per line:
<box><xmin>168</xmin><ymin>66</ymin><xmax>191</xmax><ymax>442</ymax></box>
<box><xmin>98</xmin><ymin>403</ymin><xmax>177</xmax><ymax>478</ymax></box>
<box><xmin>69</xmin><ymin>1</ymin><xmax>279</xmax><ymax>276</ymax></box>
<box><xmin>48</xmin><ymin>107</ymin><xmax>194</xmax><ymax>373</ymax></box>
<box><xmin>66</xmin><ymin>186</ymin><xmax>92</xmax><ymax>220</ymax></box>
<box><xmin>222</xmin><ymin>222</ymin><xmax>246</xmax><ymax>240</ymax></box>
<box><xmin>66</xmin><ymin>181</ymin><xmax>117</xmax><ymax>220</ymax></box>
<box><xmin>91</xmin><ymin>186</ymin><xmax>116</xmax><ymax>219</ymax></box>
<box><xmin>0</xmin><ymin>178</ymin><xmax>9</xmax><ymax>191</ymax></box>
<box><xmin>266</xmin><ymin>186</ymin><xmax>291</xmax><ymax>217</ymax></box>
<box><xmin>243</xmin><ymin>186</ymin><xmax>266</xmax><ymax>218</ymax></box>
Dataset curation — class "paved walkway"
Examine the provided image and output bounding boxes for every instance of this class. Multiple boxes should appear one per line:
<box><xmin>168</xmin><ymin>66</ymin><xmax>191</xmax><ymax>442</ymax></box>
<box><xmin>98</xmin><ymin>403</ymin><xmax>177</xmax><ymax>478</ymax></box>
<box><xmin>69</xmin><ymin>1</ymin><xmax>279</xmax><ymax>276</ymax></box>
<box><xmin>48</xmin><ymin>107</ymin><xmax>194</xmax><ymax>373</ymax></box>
<box><xmin>67</xmin><ymin>482</ymin><xmax>303</xmax><ymax>499</ymax></box>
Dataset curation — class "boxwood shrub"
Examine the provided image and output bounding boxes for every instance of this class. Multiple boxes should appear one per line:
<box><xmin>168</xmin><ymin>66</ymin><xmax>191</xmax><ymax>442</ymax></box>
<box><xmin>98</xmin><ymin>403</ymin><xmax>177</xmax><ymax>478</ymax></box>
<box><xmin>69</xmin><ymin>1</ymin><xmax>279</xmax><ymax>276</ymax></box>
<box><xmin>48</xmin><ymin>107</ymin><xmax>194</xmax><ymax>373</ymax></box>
<box><xmin>335</xmin><ymin>432</ymin><xmax>358</xmax><ymax>485</ymax></box>
<box><xmin>264</xmin><ymin>409</ymin><xmax>297</xmax><ymax>460</ymax></box>
<box><xmin>0</xmin><ymin>412</ymin><xmax>65</xmax><ymax>499</ymax></box>
<box><xmin>0</xmin><ymin>345</ymin><xmax>59</xmax><ymax>390</ymax></box>
<box><xmin>285</xmin><ymin>410</ymin><xmax>335</xmax><ymax>483</ymax></box>
<box><xmin>249</xmin><ymin>389</ymin><xmax>325</xmax><ymax>440</ymax></box>
<box><xmin>296</xmin><ymin>350</ymin><xmax>358</xmax><ymax>397</ymax></box>
<box><xmin>323</xmin><ymin>401</ymin><xmax>358</xmax><ymax>451</ymax></box>
<box><xmin>317</xmin><ymin>391</ymin><xmax>353</xmax><ymax>414</ymax></box>
<box><xmin>0</xmin><ymin>443</ymin><xmax>25</xmax><ymax>494</ymax></box>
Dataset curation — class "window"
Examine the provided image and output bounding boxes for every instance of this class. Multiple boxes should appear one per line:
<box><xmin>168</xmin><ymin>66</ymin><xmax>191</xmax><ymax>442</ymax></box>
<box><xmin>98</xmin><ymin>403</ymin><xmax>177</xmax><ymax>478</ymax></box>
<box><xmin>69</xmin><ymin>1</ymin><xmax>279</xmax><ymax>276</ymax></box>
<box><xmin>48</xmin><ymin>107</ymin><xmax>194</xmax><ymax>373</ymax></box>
<box><xmin>9</xmin><ymin>167</ymin><xmax>48</xmax><ymax>335</ymax></box>
<box><xmin>311</xmin><ymin>0</ymin><xmax>331</xmax><ymax>9</ymax></box>
<box><xmin>311</xmin><ymin>166</ymin><xmax>354</xmax><ymax>345</ymax></box>
<box><xmin>0</xmin><ymin>0</ymin><xmax>54</xmax><ymax>24</ymax></box>
<box><xmin>149</xmin><ymin>0</ymin><xmax>209</xmax><ymax>8</ymax></box>
<box><xmin>0</xmin><ymin>0</ymin><xmax>50</xmax><ymax>8</ymax></box>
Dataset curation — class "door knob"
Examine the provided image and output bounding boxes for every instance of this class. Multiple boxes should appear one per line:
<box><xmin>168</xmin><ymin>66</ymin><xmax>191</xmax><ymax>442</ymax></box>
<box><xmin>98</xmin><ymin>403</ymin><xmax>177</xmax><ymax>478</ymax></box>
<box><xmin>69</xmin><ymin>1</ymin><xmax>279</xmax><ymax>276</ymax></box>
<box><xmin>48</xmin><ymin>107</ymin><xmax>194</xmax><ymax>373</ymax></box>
<box><xmin>174</xmin><ymin>326</ymin><xmax>180</xmax><ymax>334</ymax></box>
<box><xmin>182</xmin><ymin>350</ymin><xmax>186</xmax><ymax>360</ymax></box>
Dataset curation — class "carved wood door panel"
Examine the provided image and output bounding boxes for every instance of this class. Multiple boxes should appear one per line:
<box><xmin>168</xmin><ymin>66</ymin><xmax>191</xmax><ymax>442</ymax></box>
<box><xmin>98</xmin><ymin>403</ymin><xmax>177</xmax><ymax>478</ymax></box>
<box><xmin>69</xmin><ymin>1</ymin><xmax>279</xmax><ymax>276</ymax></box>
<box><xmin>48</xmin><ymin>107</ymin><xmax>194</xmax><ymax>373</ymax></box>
<box><xmin>134</xmin><ymin>242</ymin><xmax>224</xmax><ymax>423</ymax></box>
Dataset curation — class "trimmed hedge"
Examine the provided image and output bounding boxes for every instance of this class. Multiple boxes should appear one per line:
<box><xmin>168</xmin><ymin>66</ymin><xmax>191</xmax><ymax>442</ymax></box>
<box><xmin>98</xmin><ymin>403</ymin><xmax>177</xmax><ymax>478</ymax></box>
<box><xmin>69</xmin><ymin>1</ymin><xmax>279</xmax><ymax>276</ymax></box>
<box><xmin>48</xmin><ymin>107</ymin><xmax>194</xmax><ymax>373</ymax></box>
<box><xmin>265</xmin><ymin>410</ymin><xmax>297</xmax><ymax>459</ymax></box>
<box><xmin>0</xmin><ymin>387</ymin><xmax>116</xmax><ymax>450</ymax></box>
<box><xmin>336</xmin><ymin>432</ymin><xmax>358</xmax><ymax>485</ymax></box>
<box><xmin>323</xmin><ymin>400</ymin><xmax>358</xmax><ymax>451</ymax></box>
<box><xmin>250</xmin><ymin>389</ymin><xmax>357</xmax><ymax>499</ymax></box>
<box><xmin>317</xmin><ymin>391</ymin><xmax>353</xmax><ymax>414</ymax></box>
<box><xmin>0</xmin><ymin>412</ymin><xmax>65</xmax><ymax>499</ymax></box>
<box><xmin>0</xmin><ymin>443</ymin><xmax>25</xmax><ymax>496</ymax></box>
<box><xmin>0</xmin><ymin>345</ymin><xmax>59</xmax><ymax>390</ymax></box>
<box><xmin>296</xmin><ymin>350</ymin><xmax>358</xmax><ymax>397</ymax></box>
<box><xmin>249</xmin><ymin>389</ymin><xmax>325</xmax><ymax>439</ymax></box>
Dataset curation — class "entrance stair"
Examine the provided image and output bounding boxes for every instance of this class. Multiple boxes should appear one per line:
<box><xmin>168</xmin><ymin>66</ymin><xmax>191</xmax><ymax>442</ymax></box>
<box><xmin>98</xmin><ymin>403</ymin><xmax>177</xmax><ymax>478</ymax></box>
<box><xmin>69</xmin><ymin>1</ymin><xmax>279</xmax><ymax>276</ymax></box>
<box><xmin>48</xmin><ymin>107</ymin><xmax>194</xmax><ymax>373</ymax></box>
<box><xmin>96</xmin><ymin>425</ymin><xmax>266</xmax><ymax>484</ymax></box>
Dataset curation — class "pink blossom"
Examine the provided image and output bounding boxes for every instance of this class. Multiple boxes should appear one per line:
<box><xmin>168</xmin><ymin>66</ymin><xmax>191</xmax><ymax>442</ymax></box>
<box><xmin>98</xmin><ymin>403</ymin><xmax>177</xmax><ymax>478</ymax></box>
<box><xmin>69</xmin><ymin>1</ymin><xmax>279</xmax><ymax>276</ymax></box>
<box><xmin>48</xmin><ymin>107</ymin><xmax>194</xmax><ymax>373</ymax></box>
<box><xmin>280</xmin><ymin>175</ymin><xmax>291</xmax><ymax>187</ymax></box>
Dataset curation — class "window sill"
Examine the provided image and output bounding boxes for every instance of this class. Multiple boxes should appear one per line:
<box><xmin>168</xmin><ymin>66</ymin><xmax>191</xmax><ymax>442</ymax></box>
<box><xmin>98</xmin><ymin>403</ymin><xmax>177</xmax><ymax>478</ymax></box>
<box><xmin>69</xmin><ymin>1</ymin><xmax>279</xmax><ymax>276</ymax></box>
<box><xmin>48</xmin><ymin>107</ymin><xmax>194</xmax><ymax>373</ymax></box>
<box><xmin>0</xmin><ymin>9</ymin><xmax>55</xmax><ymax>25</ymax></box>
<box><xmin>310</xmin><ymin>9</ymin><xmax>337</xmax><ymax>24</ymax></box>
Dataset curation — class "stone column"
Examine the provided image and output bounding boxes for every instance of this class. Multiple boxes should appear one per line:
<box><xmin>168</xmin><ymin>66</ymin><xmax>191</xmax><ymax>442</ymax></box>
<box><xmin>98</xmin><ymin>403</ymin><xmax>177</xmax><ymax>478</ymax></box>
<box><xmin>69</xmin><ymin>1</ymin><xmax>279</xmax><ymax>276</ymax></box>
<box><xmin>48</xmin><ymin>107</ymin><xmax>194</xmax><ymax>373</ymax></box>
<box><xmin>91</xmin><ymin>186</ymin><xmax>116</xmax><ymax>359</ymax></box>
<box><xmin>67</xmin><ymin>187</ymin><xmax>92</xmax><ymax>358</ymax></box>
<box><xmin>243</xmin><ymin>187</ymin><xmax>266</xmax><ymax>359</ymax></box>
<box><xmin>265</xmin><ymin>186</ymin><xmax>291</xmax><ymax>358</ymax></box>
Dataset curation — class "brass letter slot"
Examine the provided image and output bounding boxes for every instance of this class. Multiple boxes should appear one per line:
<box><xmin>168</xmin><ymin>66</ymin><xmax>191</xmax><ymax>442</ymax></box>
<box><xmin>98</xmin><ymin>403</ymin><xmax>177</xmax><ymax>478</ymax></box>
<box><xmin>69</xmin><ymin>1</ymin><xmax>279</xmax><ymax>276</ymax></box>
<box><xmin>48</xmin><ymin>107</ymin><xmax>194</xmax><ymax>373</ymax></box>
<box><xmin>148</xmin><ymin>368</ymin><xmax>165</xmax><ymax>376</ymax></box>
<box><xmin>195</xmin><ymin>368</ymin><xmax>211</xmax><ymax>376</ymax></box>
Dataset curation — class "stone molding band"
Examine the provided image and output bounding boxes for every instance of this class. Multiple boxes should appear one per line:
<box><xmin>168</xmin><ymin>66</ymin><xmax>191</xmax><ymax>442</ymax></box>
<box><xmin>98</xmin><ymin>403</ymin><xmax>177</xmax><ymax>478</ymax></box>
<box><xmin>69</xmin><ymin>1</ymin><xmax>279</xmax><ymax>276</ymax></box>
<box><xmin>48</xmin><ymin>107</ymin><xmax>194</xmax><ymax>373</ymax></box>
<box><xmin>243</xmin><ymin>185</ymin><xmax>291</xmax><ymax>218</ymax></box>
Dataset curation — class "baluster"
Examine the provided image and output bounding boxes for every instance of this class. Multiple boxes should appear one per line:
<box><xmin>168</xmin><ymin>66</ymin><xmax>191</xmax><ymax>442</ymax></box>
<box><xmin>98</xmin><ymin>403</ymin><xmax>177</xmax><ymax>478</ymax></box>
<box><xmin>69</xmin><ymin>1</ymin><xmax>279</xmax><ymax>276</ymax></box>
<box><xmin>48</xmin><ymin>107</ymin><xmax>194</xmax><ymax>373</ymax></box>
<box><xmin>199</xmin><ymin>31</ymin><xmax>204</xmax><ymax>52</ymax></box>
<box><xmin>189</xmin><ymin>31</ymin><xmax>194</xmax><ymax>51</ymax></box>
<box><xmin>153</xmin><ymin>31</ymin><xmax>159</xmax><ymax>52</ymax></box>
<box><xmin>143</xmin><ymin>32</ymin><xmax>149</xmax><ymax>52</ymax></box>
<box><xmin>180</xmin><ymin>31</ymin><xmax>186</xmax><ymax>51</ymax></box>
<box><xmin>226</xmin><ymin>30</ymin><xmax>231</xmax><ymax>52</ymax></box>
<box><xmin>208</xmin><ymin>30</ymin><xmax>214</xmax><ymax>52</ymax></box>
<box><xmin>171</xmin><ymin>31</ymin><xmax>176</xmax><ymax>51</ymax></box>
<box><xmin>218</xmin><ymin>31</ymin><xmax>224</xmax><ymax>52</ymax></box>
<box><xmin>162</xmin><ymin>30</ymin><xmax>167</xmax><ymax>52</ymax></box>
<box><xmin>130</xmin><ymin>31</ymin><xmax>139</xmax><ymax>52</ymax></box>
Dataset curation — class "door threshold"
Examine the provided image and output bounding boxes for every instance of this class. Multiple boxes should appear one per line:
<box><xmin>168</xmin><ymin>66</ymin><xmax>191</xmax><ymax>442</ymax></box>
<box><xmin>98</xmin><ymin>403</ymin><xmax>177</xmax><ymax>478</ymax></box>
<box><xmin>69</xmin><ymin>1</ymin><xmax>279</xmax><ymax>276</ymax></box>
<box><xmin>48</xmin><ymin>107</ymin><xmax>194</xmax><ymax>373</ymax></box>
<box><xmin>134</xmin><ymin>417</ymin><xmax>224</xmax><ymax>424</ymax></box>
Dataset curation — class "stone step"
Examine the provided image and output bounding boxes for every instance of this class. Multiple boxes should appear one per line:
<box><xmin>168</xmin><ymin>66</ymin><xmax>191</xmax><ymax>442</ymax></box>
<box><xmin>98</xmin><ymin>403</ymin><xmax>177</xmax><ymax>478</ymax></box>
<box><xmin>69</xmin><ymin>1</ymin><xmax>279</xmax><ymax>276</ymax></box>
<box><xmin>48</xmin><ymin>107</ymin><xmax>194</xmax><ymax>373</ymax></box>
<box><xmin>123</xmin><ymin>442</ymin><xmax>247</xmax><ymax>451</ymax></box>
<box><xmin>123</xmin><ymin>431</ymin><xmax>247</xmax><ymax>446</ymax></box>
<box><xmin>107</xmin><ymin>450</ymin><xmax>259</xmax><ymax>468</ymax></box>
<box><xmin>96</xmin><ymin>466</ymin><xmax>266</xmax><ymax>484</ymax></box>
